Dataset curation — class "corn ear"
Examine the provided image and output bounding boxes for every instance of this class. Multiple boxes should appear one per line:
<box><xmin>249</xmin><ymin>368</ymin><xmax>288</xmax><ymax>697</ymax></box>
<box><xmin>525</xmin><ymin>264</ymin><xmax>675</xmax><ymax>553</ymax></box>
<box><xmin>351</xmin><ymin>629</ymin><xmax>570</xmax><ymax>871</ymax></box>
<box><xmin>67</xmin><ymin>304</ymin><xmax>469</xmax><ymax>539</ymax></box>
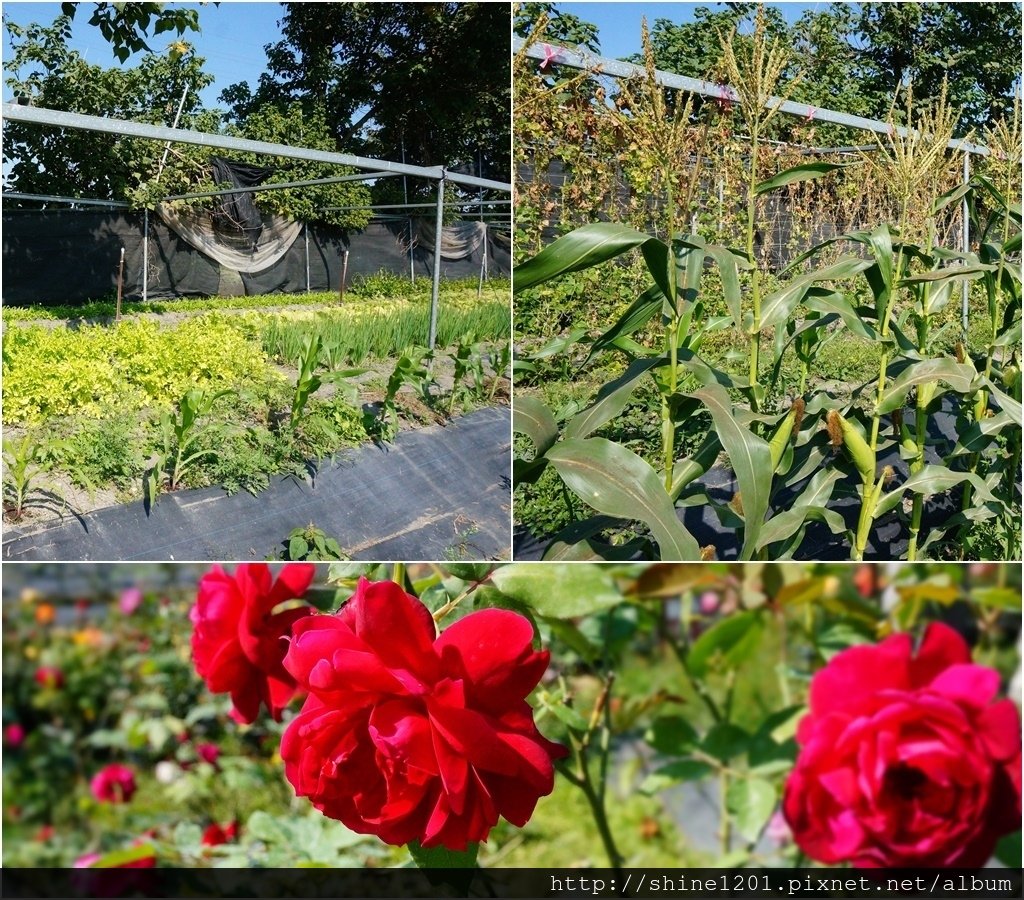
<box><xmin>827</xmin><ymin>409</ymin><xmax>875</xmax><ymax>481</ymax></box>
<box><xmin>899</xmin><ymin>422</ymin><xmax>919</xmax><ymax>455</ymax></box>
<box><xmin>768</xmin><ymin>398</ymin><xmax>805</xmax><ymax>471</ymax></box>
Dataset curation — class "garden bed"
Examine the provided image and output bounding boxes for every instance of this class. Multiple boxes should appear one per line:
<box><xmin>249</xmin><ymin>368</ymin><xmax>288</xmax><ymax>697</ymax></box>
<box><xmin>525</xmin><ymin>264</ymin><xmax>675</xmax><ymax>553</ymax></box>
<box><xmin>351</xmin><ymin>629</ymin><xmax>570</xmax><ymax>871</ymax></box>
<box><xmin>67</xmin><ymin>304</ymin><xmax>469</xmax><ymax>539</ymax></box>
<box><xmin>3</xmin><ymin>278</ymin><xmax>512</xmax><ymax>558</ymax></box>
<box><xmin>2</xmin><ymin>406</ymin><xmax>510</xmax><ymax>562</ymax></box>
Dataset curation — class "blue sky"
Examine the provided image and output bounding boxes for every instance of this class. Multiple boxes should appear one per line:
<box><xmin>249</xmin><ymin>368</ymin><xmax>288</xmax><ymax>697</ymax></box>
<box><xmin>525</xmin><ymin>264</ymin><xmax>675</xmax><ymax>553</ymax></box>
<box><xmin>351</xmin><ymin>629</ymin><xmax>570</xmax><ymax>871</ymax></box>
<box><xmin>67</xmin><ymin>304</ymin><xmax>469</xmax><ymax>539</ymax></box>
<box><xmin>1</xmin><ymin>1</ymin><xmax>282</xmax><ymax>107</ymax></box>
<box><xmin>556</xmin><ymin>2</ymin><xmax>828</xmax><ymax>60</ymax></box>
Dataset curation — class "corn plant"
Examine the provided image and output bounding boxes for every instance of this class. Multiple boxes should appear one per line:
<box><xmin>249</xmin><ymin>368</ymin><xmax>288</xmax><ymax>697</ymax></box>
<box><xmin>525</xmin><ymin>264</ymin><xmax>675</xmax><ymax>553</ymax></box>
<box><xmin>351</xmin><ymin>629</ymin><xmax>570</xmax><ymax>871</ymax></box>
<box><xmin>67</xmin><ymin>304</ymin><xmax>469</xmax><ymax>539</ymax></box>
<box><xmin>943</xmin><ymin>172</ymin><xmax>1023</xmax><ymax>557</ymax></box>
<box><xmin>2</xmin><ymin>435</ymin><xmax>69</xmax><ymax>522</ymax></box>
<box><xmin>145</xmin><ymin>388</ymin><xmax>234</xmax><ymax>510</ymax></box>
<box><xmin>365</xmin><ymin>348</ymin><xmax>434</xmax><ymax>443</ymax></box>
<box><xmin>512</xmin><ymin>27</ymin><xmax>1020</xmax><ymax>561</ymax></box>
<box><xmin>289</xmin><ymin>335</ymin><xmax>367</xmax><ymax>429</ymax></box>
<box><xmin>484</xmin><ymin>340</ymin><xmax>512</xmax><ymax>401</ymax></box>
<box><xmin>514</xmin><ymin>20</ymin><xmax>861</xmax><ymax>561</ymax></box>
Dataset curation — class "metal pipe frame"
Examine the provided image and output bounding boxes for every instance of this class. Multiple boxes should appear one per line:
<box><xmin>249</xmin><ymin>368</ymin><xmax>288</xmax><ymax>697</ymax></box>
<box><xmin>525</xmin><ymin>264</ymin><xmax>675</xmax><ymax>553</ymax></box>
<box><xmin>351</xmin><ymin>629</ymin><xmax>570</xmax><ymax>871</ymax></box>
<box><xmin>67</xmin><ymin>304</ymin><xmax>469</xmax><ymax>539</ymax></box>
<box><xmin>428</xmin><ymin>176</ymin><xmax>446</xmax><ymax>352</ymax></box>
<box><xmin>318</xmin><ymin>200</ymin><xmax>511</xmax><ymax>212</ymax></box>
<box><xmin>161</xmin><ymin>170</ymin><xmax>402</xmax><ymax>202</ymax></box>
<box><xmin>1</xmin><ymin>191</ymin><xmax>129</xmax><ymax>207</ymax></box>
<box><xmin>2</xmin><ymin>102</ymin><xmax>513</xmax><ymax>191</ymax></box>
<box><xmin>514</xmin><ymin>37</ymin><xmax>990</xmax><ymax>157</ymax></box>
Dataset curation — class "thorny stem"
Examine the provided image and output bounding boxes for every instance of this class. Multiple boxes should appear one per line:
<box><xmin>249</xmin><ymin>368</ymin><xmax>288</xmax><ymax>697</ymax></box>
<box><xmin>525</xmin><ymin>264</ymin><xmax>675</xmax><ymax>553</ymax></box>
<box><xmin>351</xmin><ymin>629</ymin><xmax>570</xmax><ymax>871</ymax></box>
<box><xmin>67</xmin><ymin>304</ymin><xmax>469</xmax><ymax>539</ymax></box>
<box><xmin>431</xmin><ymin>574</ymin><xmax>492</xmax><ymax>622</ymax></box>
<box><xmin>559</xmin><ymin>674</ymin><xmax>624</xmax><ymax>872</ymax></box>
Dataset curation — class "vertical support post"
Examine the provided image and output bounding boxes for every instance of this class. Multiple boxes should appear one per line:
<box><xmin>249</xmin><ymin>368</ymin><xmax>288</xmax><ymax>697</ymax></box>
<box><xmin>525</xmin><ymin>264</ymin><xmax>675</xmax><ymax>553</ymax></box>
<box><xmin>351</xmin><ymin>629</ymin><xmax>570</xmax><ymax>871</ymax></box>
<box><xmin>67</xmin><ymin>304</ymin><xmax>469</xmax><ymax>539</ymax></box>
<box><xmin>717</xmin><ymin>177</ymin><xmax>724</xmax><ymax>233</ymax></box>
<box><xmin>304</xmin><ymin>222</ymin><xmax>310</xmax><ymax>293</ymax></box>
<box><xmin>409</xmin><ymin>217</ymin><xmax>415</xmax><ymax>283</ymax></box>
<box><xmin>115</xmin><ymin>247</ymin><xmax>125</xmax><ymax>322</ymax></box>
<box><xmin>142</xmin><ymin>208</ymin><xmax>149</xmax><ymax>302</ymax></box>
<box><xmin>339</xmin><ymin>248</ymin><xmax>349</xmax><ymax>303</ymax></box>
<box><xmin>428</xmin><ymin>174</ymin><xmax>445</xmax><ymax>352</ymax></box>
<box><xmin>961</xmin><ymin>152</ymin><xmax>971</xmax><ymax>334</ymax></box>
<box><xmin>477</xmin><ymin>223</ymin><xmax>487</xmax><ymax>299</ymax></box>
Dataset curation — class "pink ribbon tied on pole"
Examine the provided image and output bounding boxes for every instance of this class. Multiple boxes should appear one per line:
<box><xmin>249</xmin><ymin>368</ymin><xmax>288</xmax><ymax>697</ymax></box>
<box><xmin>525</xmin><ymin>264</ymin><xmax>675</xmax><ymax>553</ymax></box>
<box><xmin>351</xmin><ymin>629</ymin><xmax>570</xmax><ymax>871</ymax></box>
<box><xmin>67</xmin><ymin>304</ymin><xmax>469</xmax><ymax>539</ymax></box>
<box><xmin>539</xmin><ymin>43</ymin><xmax>564</xmax><ymax>73</ymax></box>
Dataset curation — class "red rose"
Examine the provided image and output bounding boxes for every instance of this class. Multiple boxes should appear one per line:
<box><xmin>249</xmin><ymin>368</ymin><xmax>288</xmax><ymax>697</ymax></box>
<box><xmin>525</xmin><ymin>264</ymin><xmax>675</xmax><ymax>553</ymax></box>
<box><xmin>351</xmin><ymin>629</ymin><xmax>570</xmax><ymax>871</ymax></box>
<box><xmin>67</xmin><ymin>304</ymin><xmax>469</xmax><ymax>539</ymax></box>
<box><xmin>190</xmin><ymin>563</ymin><xmax>315</xmax><ymax>723</ymax></box>
<box><xmin>195</xmin><ymin>742</ymin><xmax>221</xmax><ymax>766</ymax></box>
<box><xmin>90</xmin><ymin>764</ymin><xmax>137</xmax><ymax>804</ymax></box>
<box><xmin>280</xmin><ymin>578</ymin><xmax>566</xmax><ymax>851</ymax></box>
<box><xmin>784</xmin><ymin>622</ymin><xmax>1021</xmax><ymax>867</ymax></box>
<box><xmin>201</xmin><ymin>820</ymin><xmax>239</xmax><ymax>846</ymax></box>
<box><xmin>34</xmin><ymin>666</ymin><xmax>64</xmax><ymax>689</ymax></box>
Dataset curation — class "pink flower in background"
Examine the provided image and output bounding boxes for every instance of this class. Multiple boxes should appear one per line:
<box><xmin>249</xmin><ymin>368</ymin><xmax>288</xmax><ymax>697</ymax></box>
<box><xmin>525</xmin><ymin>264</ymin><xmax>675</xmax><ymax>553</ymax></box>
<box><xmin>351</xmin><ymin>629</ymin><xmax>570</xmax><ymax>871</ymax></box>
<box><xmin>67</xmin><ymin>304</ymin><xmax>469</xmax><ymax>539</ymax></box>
<box><xmin>698</xmin><ymin>592</ymin><xmax>720</xmax><ymax>614</ymax></box>
<box><xmin>195</xmin><ymin>743</ymin><xmax>220</xmax><ymax>766</ymax></box>
<box><xmin>766</xmin><ymin>810</ymin><xmax>791</xmax><ymax>845</ymax></box>
<box><xmin>73</xmin><ymin>846</ymin><xmax>155</xmax><ymax>869</ymax></box>
<box><xmin>119</xmin><ymin>588</ymin><xmax>143</xmax><ymax>615</ymax></box>
<box><xmin>4</xmin><ymin>723</ymin><xmax>26</xmax><ymax>747</ymax></box>
<box><xmin>33</xmin><ymin>666</ymin><xmax>64</xmax><ymax>689</ymax></box>
<box><xmin>190</xmin><ymin>563</ymin><xmax>316</xmax><ymax>724</ymax></box>
<box><xmin>90</xmin><ymin>764</ymin><xmax>137</xmax><ymax>804</ymax></box>
<box><xmin>783</xmin><ymin>622</ymin><xmax>1021</xmax><ymax>867</ymax></box>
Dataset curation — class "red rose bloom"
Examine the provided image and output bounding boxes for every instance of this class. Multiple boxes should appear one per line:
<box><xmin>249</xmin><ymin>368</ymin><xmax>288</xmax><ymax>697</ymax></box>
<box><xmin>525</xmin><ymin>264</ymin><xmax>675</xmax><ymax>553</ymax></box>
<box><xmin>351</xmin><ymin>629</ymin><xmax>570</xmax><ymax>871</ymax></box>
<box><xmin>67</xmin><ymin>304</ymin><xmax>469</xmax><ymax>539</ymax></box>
<box><xmin>196</xmin><ymin>742</ymin><xmax>221</xmax><ymax>766</ymax></box>
<box><xmin>280</xmin><ymin>578</ymin><xmax>566</xmax><ymax>850</ymax></box>
<box><xmin>783</xmin><ymin>622</ymin><xmax>1022</xmax><ymax>867</ymax></box>
<box><xmin>34</xmin><ymin>666</ymin><xmax>64</xmax><ymax>689</ymax></box>
<box><xmin>201</xmin><ymin>820</ymin><xmax>239</xmax><ymax>846</ymax></box>
<box><xmin>90</xmin><ymin>764</ymin><xmax>137</xmax><ymax>804</ymax></box>
<box><xmin>190</xmin><ymin>563</ymin><xmax>315</xmax><ymax>723</ymax></box>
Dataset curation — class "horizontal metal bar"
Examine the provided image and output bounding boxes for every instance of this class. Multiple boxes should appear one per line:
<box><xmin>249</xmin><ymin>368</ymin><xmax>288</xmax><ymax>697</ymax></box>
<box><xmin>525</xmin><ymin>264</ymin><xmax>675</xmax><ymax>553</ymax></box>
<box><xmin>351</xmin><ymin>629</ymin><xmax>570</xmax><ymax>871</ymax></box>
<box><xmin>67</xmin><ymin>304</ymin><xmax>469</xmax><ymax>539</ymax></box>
<box><xmin>320</xmin><ymin>200</ymin><xmax>512</xmax><ymax>212</ymax></box>
<box><xmin>514</xmin><ymin>37</ymin><xmax>989</xmax><ymax>156</ymax></box>
<box><xmin>161</xmin><ymin>170</ymin><xmax>401</xmax><ymax>201</ymax></box>
<box><xmin>2</xmin><ymin>103</ymin><xmax>514</xmax><ymax>191</ymax></box>
<box><xmin>1</xmin><ymin>191</ymin><xmax>129</xmax><ymax>207</ymax></box>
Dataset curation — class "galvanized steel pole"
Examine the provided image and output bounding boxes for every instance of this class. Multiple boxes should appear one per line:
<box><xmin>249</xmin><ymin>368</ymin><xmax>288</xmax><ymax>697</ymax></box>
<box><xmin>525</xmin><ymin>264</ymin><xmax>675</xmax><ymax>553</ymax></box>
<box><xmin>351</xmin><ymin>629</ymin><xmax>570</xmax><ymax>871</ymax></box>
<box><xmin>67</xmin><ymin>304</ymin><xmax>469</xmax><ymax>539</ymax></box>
<box><xmin>428</xmin><ymin>175</ymin><xmax>446</xmax><ymax>352</ymax></box>
<box><xmin>142</xmin><ymin>208</ymin><xmax>149</xmax><ymax>302</ymax></box>
<box><xmin>1</xmin><ymin>103</ymin><xmax>512</xmax><ymax>192</ymax></box>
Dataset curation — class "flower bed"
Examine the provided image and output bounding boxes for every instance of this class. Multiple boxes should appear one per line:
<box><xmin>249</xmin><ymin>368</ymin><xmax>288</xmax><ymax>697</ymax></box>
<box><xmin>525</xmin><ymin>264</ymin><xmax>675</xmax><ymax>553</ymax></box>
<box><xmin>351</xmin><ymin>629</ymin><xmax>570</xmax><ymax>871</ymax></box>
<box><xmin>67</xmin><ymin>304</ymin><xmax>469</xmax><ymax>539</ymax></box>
<box><xmin>3</xmin><ymin>562</ymin><xmax>1019</xmax><ymax>871</ymax></box>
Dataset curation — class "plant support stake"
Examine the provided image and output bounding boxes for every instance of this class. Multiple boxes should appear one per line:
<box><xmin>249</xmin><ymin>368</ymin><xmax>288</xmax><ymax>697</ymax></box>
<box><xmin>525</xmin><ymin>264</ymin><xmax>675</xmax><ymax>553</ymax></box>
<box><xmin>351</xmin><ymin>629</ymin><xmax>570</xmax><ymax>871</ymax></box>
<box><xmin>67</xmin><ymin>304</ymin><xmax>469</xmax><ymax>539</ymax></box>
<box><xmin>339</xmin><ymin>249</ymin><xmax>349</xmax><ymax>303</ymax></box>
<box><xmin>115</xmin><ymin>247</ymin><xmax>125</xmax><ymax>322</ymax></box>
<box><xmin>428</xmin><ymin>174</ymin><xmax>446</xmax><ymax>352</ymax></box>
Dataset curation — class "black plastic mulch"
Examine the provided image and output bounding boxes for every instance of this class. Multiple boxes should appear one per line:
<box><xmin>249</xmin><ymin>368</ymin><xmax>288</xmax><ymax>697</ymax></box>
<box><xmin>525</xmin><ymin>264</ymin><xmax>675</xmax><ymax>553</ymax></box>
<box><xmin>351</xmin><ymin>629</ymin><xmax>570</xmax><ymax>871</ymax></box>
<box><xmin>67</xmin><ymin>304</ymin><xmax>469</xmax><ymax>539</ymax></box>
<box><xmin>3</xmin><ymin>407</ymin><xmax>511</xmax><ymax>562</ymax></box>
<box><xmin>514</xmin><ymin>404</ymin><xmax>1016</xmax><ymax>561</ymax></box>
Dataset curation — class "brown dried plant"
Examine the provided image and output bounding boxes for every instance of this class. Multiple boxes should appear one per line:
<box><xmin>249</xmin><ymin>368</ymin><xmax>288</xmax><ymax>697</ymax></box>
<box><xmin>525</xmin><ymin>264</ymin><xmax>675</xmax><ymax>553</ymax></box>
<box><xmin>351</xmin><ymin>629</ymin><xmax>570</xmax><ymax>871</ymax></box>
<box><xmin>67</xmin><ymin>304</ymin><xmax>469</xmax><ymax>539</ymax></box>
<box><xmin>982</xmin><ymin>91</ymin><xmax>1023</xmax><ymax>240</ymax></box>
<box><xmin>860</xmin><ymin>79</ymin><xmax>964</xmax><ymax>243</ymax></box>
<box><xmin>610</xmin><ymin>17</ymin><xmax>710</xmax><ymax>238</ymax></box>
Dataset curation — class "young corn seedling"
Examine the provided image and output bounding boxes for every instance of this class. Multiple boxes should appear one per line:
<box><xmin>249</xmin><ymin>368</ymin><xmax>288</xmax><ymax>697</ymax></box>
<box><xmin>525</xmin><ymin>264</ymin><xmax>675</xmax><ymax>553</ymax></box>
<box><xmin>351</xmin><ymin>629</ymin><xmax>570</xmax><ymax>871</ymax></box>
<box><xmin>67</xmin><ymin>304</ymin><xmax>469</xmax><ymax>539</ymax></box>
<box><xmin>290</xmin><ymin>334</ymin><xmax>367</xmax><ymax>430</ymax></box>
<box><xmin>145</xmin><ymin>388</ymin><xmax>234</xmax><ymax>511</ymax></box>
<box><xmin>2</xmin><ymin>434</ymin><xmax>72</xmax><ymax>522</ymax></box>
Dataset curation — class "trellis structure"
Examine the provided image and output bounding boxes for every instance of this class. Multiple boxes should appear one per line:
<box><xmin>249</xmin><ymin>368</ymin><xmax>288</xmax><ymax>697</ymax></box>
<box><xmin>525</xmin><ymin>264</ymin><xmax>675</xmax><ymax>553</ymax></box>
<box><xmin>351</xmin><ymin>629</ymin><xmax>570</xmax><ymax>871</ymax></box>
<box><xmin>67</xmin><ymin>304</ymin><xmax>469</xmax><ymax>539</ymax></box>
<box><xmin>1</xmin><ymin>102</ymin><xmax>512</xmax><ymax>350</ymax></box>
<box><xmin>513</xmin><ymin>37</ymin><xmax>994</xmax><ymax>329</ymax></box>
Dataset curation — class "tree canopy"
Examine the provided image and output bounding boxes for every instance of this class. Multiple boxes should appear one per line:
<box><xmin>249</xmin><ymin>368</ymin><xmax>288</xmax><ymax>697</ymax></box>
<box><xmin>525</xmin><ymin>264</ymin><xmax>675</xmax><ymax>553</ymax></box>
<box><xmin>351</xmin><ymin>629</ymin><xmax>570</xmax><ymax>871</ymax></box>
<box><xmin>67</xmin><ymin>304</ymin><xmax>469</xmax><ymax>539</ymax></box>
<box><xmin>529</xmin><ymin>1</ymin><xmax>1021</xmax><ymax>136</ymax></box>
<box><xmin>220</xmin><ymin>2</ymin><xmax>510</xmax><ymax>194</ymax></box>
